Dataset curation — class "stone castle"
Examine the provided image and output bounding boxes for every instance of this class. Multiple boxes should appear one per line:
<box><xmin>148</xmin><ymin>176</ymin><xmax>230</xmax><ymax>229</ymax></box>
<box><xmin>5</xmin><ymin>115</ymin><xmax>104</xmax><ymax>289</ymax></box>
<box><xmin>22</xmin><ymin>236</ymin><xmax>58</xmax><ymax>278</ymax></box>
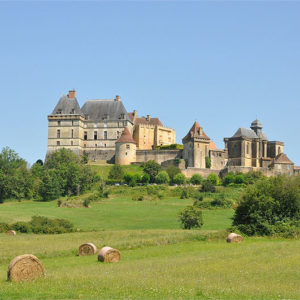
<box><xmin>47</xmin><ymin>90</ymin><xmax>299</xmax><ymax>177</ymax></box>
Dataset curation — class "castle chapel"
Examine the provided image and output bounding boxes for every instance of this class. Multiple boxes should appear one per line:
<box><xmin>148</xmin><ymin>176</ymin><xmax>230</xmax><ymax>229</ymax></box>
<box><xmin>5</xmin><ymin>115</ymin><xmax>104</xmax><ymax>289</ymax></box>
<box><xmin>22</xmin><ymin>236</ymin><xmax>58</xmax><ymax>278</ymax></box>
<box><xmin>47</xmin><ymin>90</ymin><xmax>299</xmax><ymax>177</ymax></box>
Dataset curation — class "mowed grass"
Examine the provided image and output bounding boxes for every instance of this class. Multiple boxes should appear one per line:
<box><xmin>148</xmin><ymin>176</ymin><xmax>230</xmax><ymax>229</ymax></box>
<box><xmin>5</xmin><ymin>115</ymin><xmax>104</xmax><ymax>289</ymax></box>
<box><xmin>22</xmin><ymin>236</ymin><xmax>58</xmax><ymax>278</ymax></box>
<box><xmin>0</xmin><ymin>233</ymin><xmax>299</xmax><ymax>299</ymax></box>
<box><xmin>0</xmin><ymin>188</ymin><xmax>299</xmax><ymax>299</ymax></box>
<box><xmin>0</xmin><ymin>196</ymin><xmax>233</xmax><ymax>231</ymax></box>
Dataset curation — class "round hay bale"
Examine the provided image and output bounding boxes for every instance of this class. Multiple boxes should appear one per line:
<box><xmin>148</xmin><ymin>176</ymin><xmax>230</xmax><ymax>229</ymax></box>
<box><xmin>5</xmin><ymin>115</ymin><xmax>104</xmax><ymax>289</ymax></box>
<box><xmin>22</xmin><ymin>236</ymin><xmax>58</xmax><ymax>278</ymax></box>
<box><xmin>7</xmin><ymin>254</ymin><xmax>45</xmax><ymax>282</ymax></box>
<box><xmin>78</xmin><ymin>243</ymin><xmax>97</xmax><ymax>256</ymax></box>
<box><xmin>227</xmin><ymin>233</ymin><xmax>243</xmax><ymax>243</ymax></box>
<box><xmin>98</xmin><ymin>246</ymin><xmax>121</xmax><ymax>263</ymax></box>
<box><xmin>7</xmin><ymin>230</ymin><xmax>16</xmax><ymax>236</ymax></box>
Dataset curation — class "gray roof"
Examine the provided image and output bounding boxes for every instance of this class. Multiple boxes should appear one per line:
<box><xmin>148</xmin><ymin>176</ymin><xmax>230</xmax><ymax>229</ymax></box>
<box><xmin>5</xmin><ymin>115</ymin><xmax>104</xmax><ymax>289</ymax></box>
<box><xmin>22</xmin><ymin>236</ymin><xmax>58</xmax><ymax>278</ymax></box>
<box><xmin>232</xmin><ymin>128</ymin><xmax>258</xmax><ymax>139</ymax></box>
<box><xmin>51</xmin><ymin>95</ymin><xmax>82</xmax><ymax>115</ymax></box>
<box><xmin>81</xmin><ymin>99</ymin><xmax>131</xmax><ymax>121</ymax></box>
<box><xmin>251</xmin><ymin>119</ymin><xmax>263</xmax><ymax>129</ymax></box>
<box><xmin>257</xmin><ymin>131</ymin><xmax>268</xmax><ymax>140</ymax></box>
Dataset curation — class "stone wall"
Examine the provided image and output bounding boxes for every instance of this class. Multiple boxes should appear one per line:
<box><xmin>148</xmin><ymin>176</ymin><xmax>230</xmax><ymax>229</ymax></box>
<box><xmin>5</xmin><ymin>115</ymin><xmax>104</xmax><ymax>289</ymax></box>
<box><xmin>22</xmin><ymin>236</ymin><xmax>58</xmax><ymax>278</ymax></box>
<box><xmin>136</xmin><ymin>150</ymin><xmax>182</xmax><ymax>164</ymax></box>
<box><xmin>181</xmin><ymin>167</ymin><xmax>220</xmax><ymax>178</ymax></box>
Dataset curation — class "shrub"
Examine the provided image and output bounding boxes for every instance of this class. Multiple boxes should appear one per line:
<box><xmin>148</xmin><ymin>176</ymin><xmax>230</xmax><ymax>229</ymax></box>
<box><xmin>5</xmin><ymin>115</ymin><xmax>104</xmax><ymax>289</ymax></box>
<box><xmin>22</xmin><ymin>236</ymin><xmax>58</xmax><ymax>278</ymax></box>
<box><xmin>235</xmin><ymin>174</ymin><xmax>245</xmax><ymax>184</ymax></box>
<box><xmin>223</xmin><ymin>173</ymin><xmax>236</xmax><ymax>186</ymax></box>
<box><xmin>123</xmin><ymin>173</ymin><xmax>134</xmax><ymax>185</ymax></box>
<box><xmin>29</xmin><ymin>216</ymin><xmax>74</xmax><ymax>234</ymax></box>
<box><xmin>173</xmin><ymin>173</ymin><xmax>186</xmax><ymax>185</ymax></box>
<box><xmin>211</xmin><ymin>194</ymin><xmax>233</xmax><ymax>208</ymax></box>
<box><xmin>180</xmin><ymin>188</ymin><xmax>190</xmax><ymax>199</ymax></box>
<box><xmin>141</xmin><ymin>173</ymin><xmax>150</xmax><ymax>185</ymax></box>
<box><xmin>190</xmin><ymin>174</ymin><xmax>203</xmax><ymax>185</ymax></box>
<box><xmin>155</xmin><ymin>171</ymin><xmax>170</xmax><ymax>184</ymax></box>
<box><xmin>12</xmin><ymin>222</ymin><xmax>32</xmax><ymax>233</ymax></box>
<box><xmin>132</xmin><ymin>195</ymin><xmax>144</xmax><ymax>201</ymax></box>
<box><xmin>193</xmin><ymin>193</ymin><xmax>204</xmax><ymax>207</ymax></box>
<box><xmin>0</xmin><ymin>222</ymin><xmax>10</xmax><ymax>232</ymax></box>
<box><xmin>201</xmin><ymin>180</ymin><xmax>216</xmax><ymax>193</ymax></box>
<box><xmin>178</xmin><ymin>206</ymin><xmax>204</xmax><ymax>229</ymax></box>
<box><xmin>207</xmin><ymin>173</ymin><xmax>220</xmax><ymax>185</ymax></box>
<box><xmin>233</xmin><ymin>176</ymin><xmax>300</xmax><ymax>236</ymax></box>
<box><xmin>108</xmin><ymin>164</ymin><xmax>124</xmax><ymax>181</ymax></box>
<box><xmin>83</xmin><ymin>198</ymin><xmax>91</xmax><ymax>207</ymax></box>
<box><xmin>205</xmin><ymin>156</ymin><xmax>211</xmax><ymax>169</ymax></box>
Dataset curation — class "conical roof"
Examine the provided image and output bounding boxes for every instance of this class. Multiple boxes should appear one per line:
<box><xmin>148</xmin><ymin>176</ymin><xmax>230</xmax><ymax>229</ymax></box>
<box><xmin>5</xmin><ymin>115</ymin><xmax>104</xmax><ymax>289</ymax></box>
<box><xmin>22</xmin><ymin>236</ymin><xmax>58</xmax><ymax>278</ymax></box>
<box><xmin>182</xmin><ymin>121</ymin><xmax>210</xmax><ymax>143</ymax></box>
<box><xmin>116</xmin><ymin>127</ymin><xmax>136</xmax><ymax>144</ymax></box>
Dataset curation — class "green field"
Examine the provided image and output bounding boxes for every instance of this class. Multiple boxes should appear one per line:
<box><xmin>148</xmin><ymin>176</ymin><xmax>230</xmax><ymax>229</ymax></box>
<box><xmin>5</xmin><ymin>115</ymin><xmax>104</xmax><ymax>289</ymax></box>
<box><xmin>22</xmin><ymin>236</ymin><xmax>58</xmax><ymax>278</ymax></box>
<box><xmin>0</xmin><ymin>189</ymin><xmax>299</xmax><ymax>299</ymax></box>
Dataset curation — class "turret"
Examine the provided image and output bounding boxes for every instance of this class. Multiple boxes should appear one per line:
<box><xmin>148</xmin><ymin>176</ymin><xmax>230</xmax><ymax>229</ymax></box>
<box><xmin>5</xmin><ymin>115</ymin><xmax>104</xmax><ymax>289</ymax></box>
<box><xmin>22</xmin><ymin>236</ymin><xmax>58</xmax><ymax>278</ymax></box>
<box><xmin>115</xmin><ymin>127</ymin><xmax>136</xmax><ymax>165</ymax></box>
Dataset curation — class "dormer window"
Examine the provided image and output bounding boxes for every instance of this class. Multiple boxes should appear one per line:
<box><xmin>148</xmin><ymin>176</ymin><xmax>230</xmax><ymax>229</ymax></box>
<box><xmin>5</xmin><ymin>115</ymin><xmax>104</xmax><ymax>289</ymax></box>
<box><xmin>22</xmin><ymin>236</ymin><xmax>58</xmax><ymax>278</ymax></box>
<box><xmin>57</xmin><ymin>109</ymin><xmax>62</xmax><ymax>114</ymax></box>
<box><xmin>103</xmin><ymin>114</ymin><xmax>108</xmax><ymax>120</ymax></box>
<box><xmin>71</xmin><ymin>109</ymin><xmax>75</xmax><ymax>114</ymax></box>
<box><xmin>120</xmin><ymin>114</ymin><xmax>125</xmax><ymax>119</ymax></box>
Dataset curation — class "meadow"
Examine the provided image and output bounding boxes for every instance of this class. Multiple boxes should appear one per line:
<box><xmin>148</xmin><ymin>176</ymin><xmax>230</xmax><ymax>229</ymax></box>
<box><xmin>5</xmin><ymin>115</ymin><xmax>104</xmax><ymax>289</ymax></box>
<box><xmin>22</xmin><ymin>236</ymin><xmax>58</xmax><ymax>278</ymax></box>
<box><xmin>0</xmin><ymin>183</ymin><xmax>299</xmax><ymax>299</ymax></box>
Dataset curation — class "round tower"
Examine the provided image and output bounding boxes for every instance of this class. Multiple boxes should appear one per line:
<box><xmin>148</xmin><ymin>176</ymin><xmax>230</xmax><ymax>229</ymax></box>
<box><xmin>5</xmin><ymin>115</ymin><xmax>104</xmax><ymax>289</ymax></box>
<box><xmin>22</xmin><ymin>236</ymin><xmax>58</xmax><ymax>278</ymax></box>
<box><xmin>115</xmin><ymin>127</ymin><xmax>136</xmax><ymax>165</ymax></box>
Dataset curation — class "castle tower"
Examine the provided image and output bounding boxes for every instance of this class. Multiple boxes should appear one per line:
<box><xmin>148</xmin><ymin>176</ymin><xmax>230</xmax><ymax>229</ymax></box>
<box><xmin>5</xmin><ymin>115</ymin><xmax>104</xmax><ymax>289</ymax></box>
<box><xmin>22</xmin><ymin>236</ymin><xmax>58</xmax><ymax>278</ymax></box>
<box><xmin>115</xmin><ymin>127</ymin><xmax>136</xmax><ymax>165</ymax></box>
<box><xmin>182</xmin><ymin>121</ymin><xmax>211</xmax><ymax>168</ymax></box>
<box><xmin>47</xmin><ymin>90</ymin><xmax>84</xmax><ymax>159</ymax></box>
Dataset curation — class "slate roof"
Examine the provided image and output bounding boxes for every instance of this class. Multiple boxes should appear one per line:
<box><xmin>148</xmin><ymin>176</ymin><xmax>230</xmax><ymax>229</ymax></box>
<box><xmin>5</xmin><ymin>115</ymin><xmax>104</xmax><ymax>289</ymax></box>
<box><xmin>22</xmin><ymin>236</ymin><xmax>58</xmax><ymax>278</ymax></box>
<box><xmin>251</xmin><ymin>119</ymin><xmax>263</xmax><ymax>129</ymax></box>
<box><xmin>51</xmin><ymin>95</ymin><xmax>82</xmax><ymax>115</ymax></box>
<box><xmin>81</xmin><ymin>99</ymin><xmax>131</xmax><ymax>122</ymax></box>
<box><xmin>274</xmin><ymin>153</ymin><xmax>294</xmax><ymax>164</ymax></box>
<box><xmin>128</xmin><ymin>112</ymin><xmax>164</xmax><ymax>126</ymax></box>
<box><xmin>116</xmin><ymin>127</ymin><xmax>136</xmax><ymax>144</ymax></box>
<box><xmin>232</xmin><ymin>128</ymin><xmax>258</xmax><ymax>139</ymax></box>
<box><xmin>182</xmin><ymin>121</ymin><xmax>210</xmax><ymax>143</ymax></box>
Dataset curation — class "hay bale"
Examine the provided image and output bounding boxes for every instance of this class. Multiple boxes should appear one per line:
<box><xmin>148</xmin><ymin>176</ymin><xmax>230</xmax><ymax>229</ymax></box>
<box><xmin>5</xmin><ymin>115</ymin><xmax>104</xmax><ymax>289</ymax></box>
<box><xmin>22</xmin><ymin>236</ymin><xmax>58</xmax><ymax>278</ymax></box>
<box><xmin>227</xmin><ymin>233</ymin><xmax>243</xmax><ymax>243</ymax></box>
<box><xmin>78</xmin><ymin>243</ymin><xmax>97</xmax><ymax>256</ymax></box>
<box><xmin>7</xmin><ymin>230</ymin><xmax>16</xmax><ymax>236</ymax></box>
<box><xmin>7</xmin><ymin>254</ymin><xmax>45</xmax><ymax>282</ymax></box>
<box><xmin>98</xmin><ymin>246</ymin><xmax>121</xmax><ymax>263</ymax></box>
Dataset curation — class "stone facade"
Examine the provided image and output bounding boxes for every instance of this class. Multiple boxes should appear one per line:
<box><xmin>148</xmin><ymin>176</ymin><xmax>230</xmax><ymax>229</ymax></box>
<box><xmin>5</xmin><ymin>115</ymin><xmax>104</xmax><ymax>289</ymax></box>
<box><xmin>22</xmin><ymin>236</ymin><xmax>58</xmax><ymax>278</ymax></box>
<box><xmin>128</xmin><ymin>111</ymin><xmax>176</xmax><ymax>150</ymax></box>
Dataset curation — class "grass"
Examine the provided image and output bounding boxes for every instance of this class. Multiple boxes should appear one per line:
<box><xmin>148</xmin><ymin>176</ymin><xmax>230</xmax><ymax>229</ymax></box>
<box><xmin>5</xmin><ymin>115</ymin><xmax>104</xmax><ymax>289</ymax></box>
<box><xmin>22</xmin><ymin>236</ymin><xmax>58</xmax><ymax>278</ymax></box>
<box><xmin>0</xmin><ymin>184</ymin><xmax>299</xmax><ymax>299</ymax></box>
<box><xmin>0</xmin><ymin>196</ymin><xmax>234</xmax><ymax>231</ymax></box>
<box><xmin>0</xmin><ymin>235</ymin><xmax>299</xmax><ymax>299</ymax></box>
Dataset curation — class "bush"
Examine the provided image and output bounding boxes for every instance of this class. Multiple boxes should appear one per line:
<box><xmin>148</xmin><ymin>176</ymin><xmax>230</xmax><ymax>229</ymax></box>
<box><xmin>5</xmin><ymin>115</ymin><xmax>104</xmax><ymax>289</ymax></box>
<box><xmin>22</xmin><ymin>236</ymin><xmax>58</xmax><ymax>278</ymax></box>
<box><xmin>207</xmin><ymin>173</ymin><xmax>220</xmax><ymax>185</ymax></box>
<box><xmin>211</xmin><ymin>194</ymin><xmax>233</xmax><ymax>208</ymax></box>
<box><xmin>201</xmin><ymin>180</ymin><xmax>216</xmax><ymax>193</ymax></box>
<box><xmin>0</xmin><ymin>222</ymin><xmax>10</xmax><ymax>232</ymax></box>
<box><xmin>193</xmin><ymin>193</ymin><xmax>204</xmax><ymax>207</ymax></box>
<box><xmin>123</xmin><ymin>173</ymin><xmax>134</xmax><ymax>185</ymax></box>
<box><xmin>108</xmin><ymin>164</ymin><xmax>124</xmax><ymax>181</ymax></box>
<box><xmin>223</xmin><ymin>173</ymin><xmax>236</xmax><ymax>186</ymax></box>
<box><xmin>132</xmin><ymin>195</ymin><xmax>144</xmax><ymax>201</ymax></box>
<box><xmin>190</xmin><ymin>174</ymin><xmax>203</xmax><ymax>185</ymax></box>
<box><xmin>155</xmin><ymin>171</ymin><xmax>170</xmax><ymax>184</ymax></box>
<box><xmin>235</xmin><ymin>174</ymin><xmax>245</xmax><ymax>184</ymax></box>
<box><xmin>233</xmin><ymin>176</ymin><xmax>300</xmax><ymax>236</ymax></box>
<box><xmin>83</xmin><ymin>198</ymin><xmax>91</xmax><ymax>207</ymax></box>
<box><xmin>180</xmin><ymin>188</ymin><xmax>190</xmax><ymax>199</ymax></box>
<box><xmin>173</xmin><ymin>173</ymin><xmax>186</xmax><ymax>185</ymax></box>
<box><xmin>30</xmin><ymin>216</ymin><xmax>74</xmax><ymax>234</ymax></box>
<box><xmin>178</xmin><ymin>206</ymin><xmax>204</xmax><ymax>229</ymax></box>
<box><xmin>141</xmin><ymin>173</ymin><xmax>150</xmax><ymax>185</ymax></box>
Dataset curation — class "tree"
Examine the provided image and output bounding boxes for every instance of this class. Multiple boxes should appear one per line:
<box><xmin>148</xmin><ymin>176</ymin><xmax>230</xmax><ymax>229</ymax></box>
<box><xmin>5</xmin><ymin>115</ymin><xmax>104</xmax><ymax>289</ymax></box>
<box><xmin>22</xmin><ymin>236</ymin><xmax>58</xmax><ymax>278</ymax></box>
<box><xmin>141</xmin><ymin>173</ymin><xmax>150</xmax><ymax>184</ymax></box>
<box><xmin>205</xmin><ymin>156</ymin><xmax>211</xmax><ymax>169</ymax></box>
<box><xmin>155</xmin><ymin>171</ymin><xmax>170</xmax><ymax>184</ymax></box>
<box><xmin>201</xmin><ymin>180</ymin><xmax>216</xmax><ymax>193</ymax></box>
<box><xmin>39</xmin><ymin>170</ymin><xmax>62</xmax><ymax>201</ymax></box>
<box><xmin>233</xmin><ymin>176</ymin><xmax>300</xmax><ymax>236</ymax></box>
<box><xmin>190</xmin><ymin>174</ymin><xmax>203</xmax><ymax>185</ymax></box>
<box><xmin>108</xmin><ymin>164</ymin><xmax>124</xmax><ymax>181</ymax></box>
<box><xmin>178</xmin><ymin>206</ymin><xmax>204</xmax><ymax>229</ymax></box>
<box><xmin>142</xmin><ymin>160</ymin><xmax>162</xmax><ymax>183</ymax></box>
<box><xmin>166</xmin><ymin>166</ymin><xmax>181</xmax><ymax>182</ymax></box>
<box><xmin>173</xmin><ymin>173</ymin><xmax>186</xmax><ymax>185</ymax></box>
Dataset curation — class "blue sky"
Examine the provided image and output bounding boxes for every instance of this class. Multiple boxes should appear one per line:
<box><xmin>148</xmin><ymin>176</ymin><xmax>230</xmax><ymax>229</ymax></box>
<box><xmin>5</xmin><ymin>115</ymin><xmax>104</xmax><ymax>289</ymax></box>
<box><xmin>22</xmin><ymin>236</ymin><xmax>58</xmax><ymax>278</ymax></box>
<box><xmin>0</xmin><ymin>1</ymin><xmax>299</xmax><ymax>165</ymax></box>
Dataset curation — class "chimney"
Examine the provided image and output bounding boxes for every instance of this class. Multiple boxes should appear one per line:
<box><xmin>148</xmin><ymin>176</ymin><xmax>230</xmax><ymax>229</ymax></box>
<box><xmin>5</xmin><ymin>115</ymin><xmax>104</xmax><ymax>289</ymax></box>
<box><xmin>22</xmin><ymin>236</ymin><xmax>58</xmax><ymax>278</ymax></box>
<box><xmin>133</xmin><ymin>110</ymin><xmax>137</xmax><ymax>120</ymax></box>
<box><xmin>146</xmin><ymin>115</ymin><xmax>151</xmax><ymax>121</ymax></box>
<box><xmin>115</xmin><ymin>95</ymin><xmax>121</xmax><ymax>102</ymax></box>
<box><xmin>68</xmin><ymin>89</ymin><xmax>76</xmax><ymax>98</ymax></box>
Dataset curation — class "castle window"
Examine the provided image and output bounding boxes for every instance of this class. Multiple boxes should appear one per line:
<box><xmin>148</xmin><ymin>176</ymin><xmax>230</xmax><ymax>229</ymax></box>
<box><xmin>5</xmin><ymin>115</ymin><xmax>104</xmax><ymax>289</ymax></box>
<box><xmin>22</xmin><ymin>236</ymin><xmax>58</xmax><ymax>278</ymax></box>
<box><xmin>117</xmin><ymin>131</ymin><xmax>120</xmax><ymax>139</ymax></box>
<box><xmin>103</xmin><ymin>114</ymin><xmax>108</xmax><ymax>120</ymax></box>
<box><xmin>71</xmin><ymin>120</ymin><xmax>74</xmax><ymax>126</ymax></box>
<box><xmin>95</xmin><ymin>144</ymin><xmax>97</xmax><ymax>148</ymax></box>
<box><xmin>120</xmin><ymin>114</ymin><xmax>125</xmax><ymax>119</ymax></box>
<box><xmin>57</xmin><ymin>141</ymin><xmax>60</xmax><ymax>146</ymax></box>
<box><xmin>84</xmin><ymin>131</ymin><xmax>87</xmax><ymax>140</ymax></box>
<box><xmin>58</xmin><ymin>121</ymin><xmax>61</xmax><ymax>126</ymax></box>
<box><xmin>84</xmin><ymin>144</ymin><xmax>86</xmax><ymax>148</ymax></box>
<box><xmin>57</xmin><ymin>109</ymin><xmax>62</xmax><ymax>114</ymax></box>
<box><xmin>57</xmin><ymin>130</ymin><xmax>60</xmax><ymax>138</ymax></box>
<box><xmin>71</xmin><ymin>109</ymin><xmax>75</xmax><ymax>114</ymax></box>
<box><xmin>126</xmin><ymin>144</ymin><xmax>130</xmax><ymax>150</ymax></box>
<box><xmin>278</xmin><ymin>147</ymin><xmax>281</xmax><ymax>154</ymax></box>
<box><xmin>71</xmin><ymin>141</ymin><xmax>73</xmax><ymax>146</ymax></box>
<box><xmin>104</xmin><ymin>131</ymin><xmax>107</xmax><ymax>139</ymax></box>
<box><xmin>104</xmin><ymin>144</ymin><xmax>106</xmax><ymax>148</ymax></box>
<box><xmin>71</xmin><ymin>129</ymin><xmax>74</xmax><ymax>138</ymax></box>
<box><xmin>94</xmin><ymin>131</ymin><xmax>97</xmax><ymax>140</ymax></box>
<box><xmin>246</xmin><ymin>143</ymin><xmax>249</xmax><ymax>155</ymax></box>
